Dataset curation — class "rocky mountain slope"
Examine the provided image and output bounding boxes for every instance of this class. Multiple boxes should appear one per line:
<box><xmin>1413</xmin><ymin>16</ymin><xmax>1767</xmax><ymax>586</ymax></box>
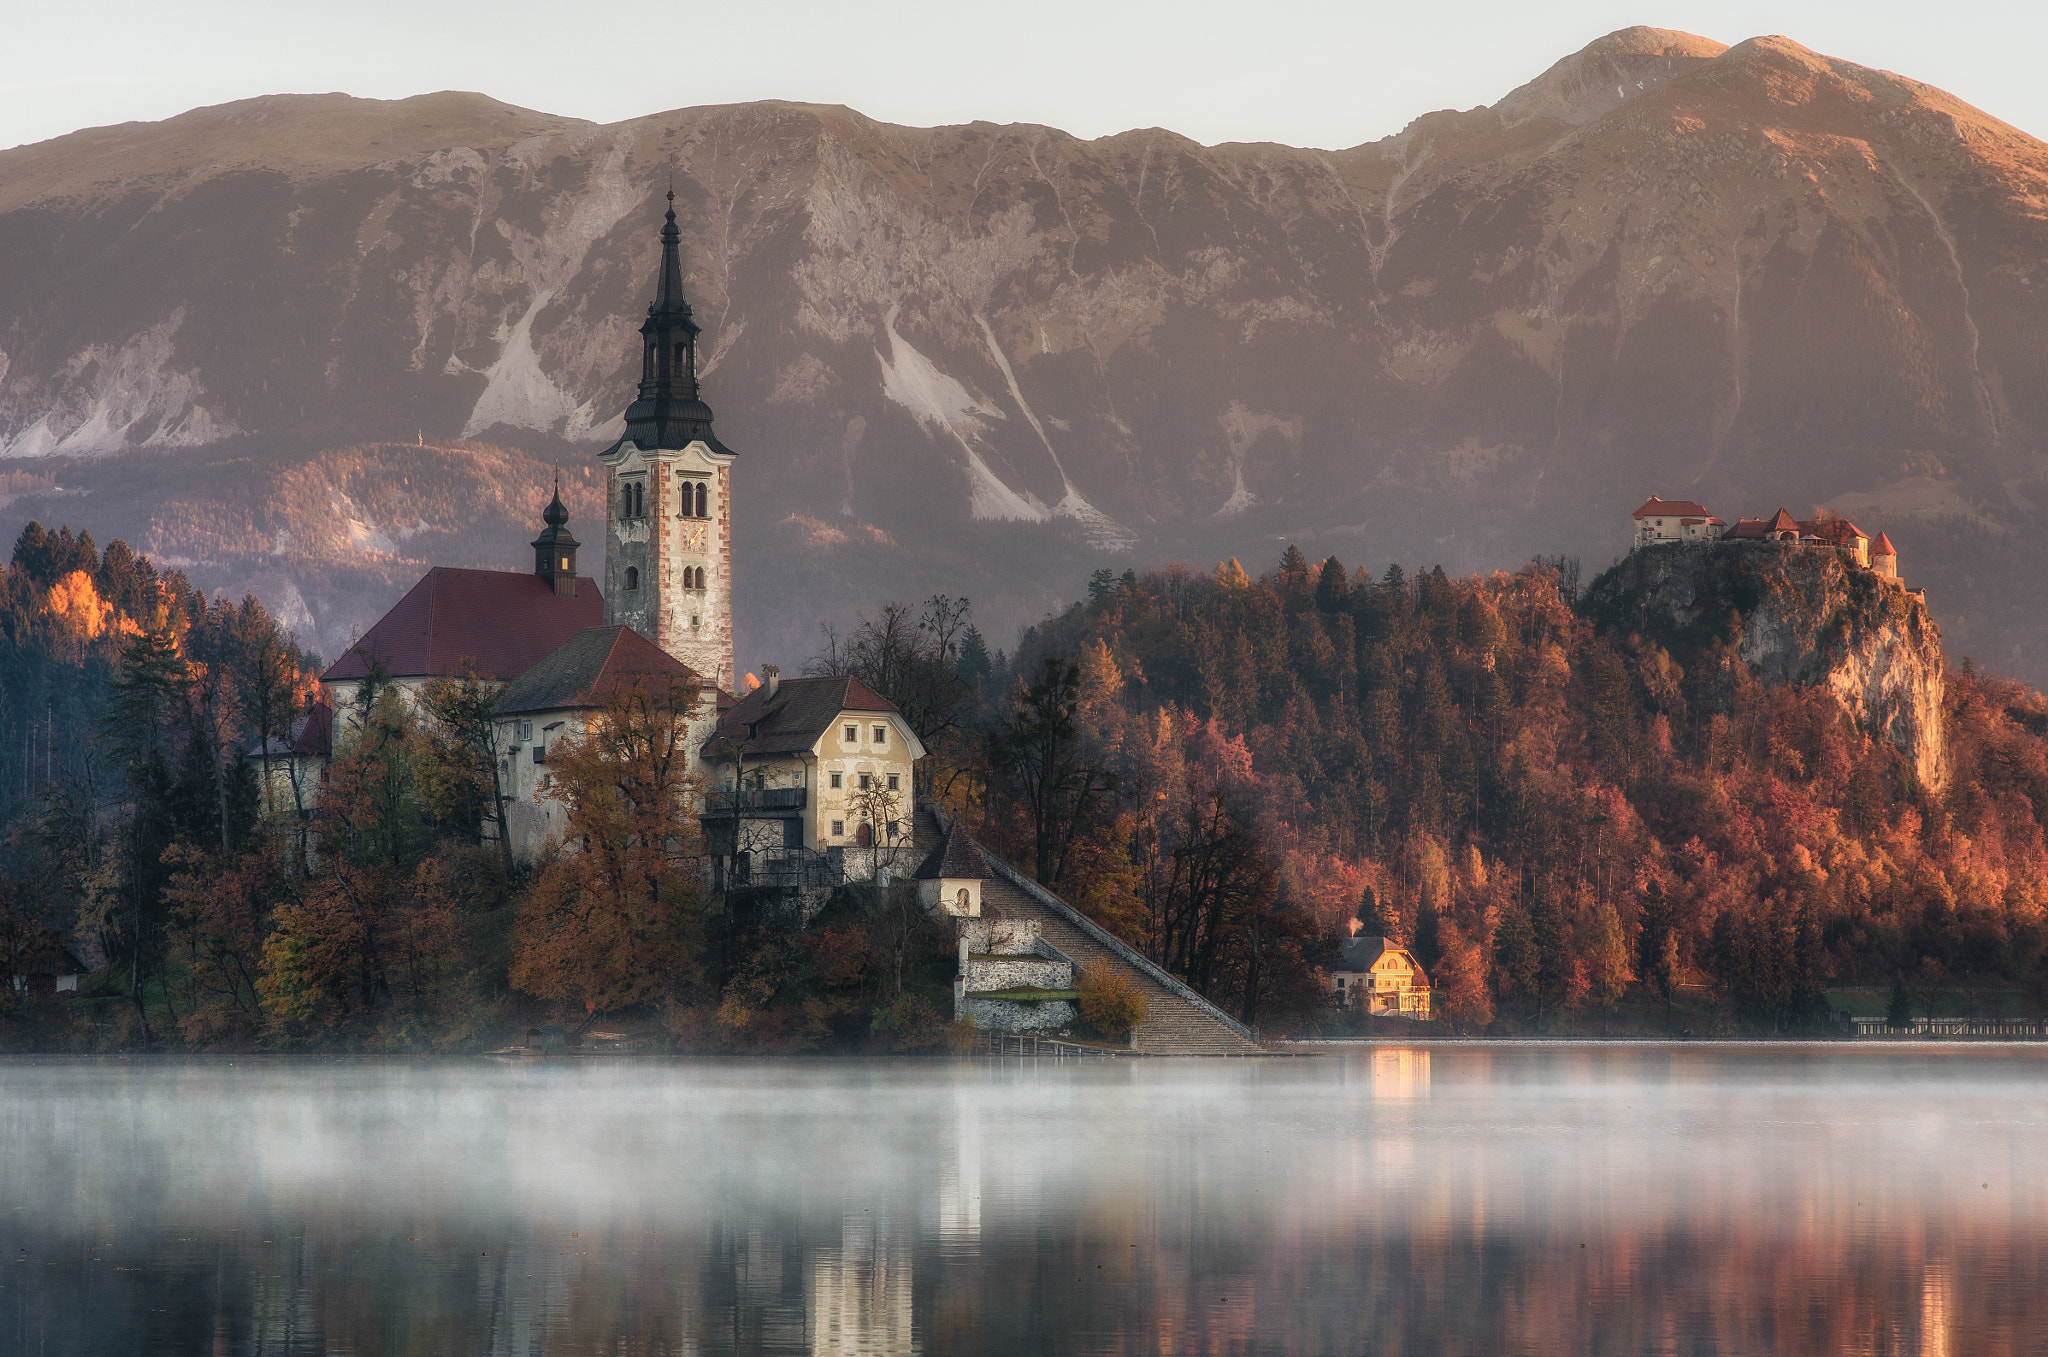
<box><xmin>4</xmin><ymin>29</ymin><xmax>2048</xmax><ymax>678</ymax></box>
<box><xmin>1586</xmin><ymin>541</ymin><xmax>1947</xmax><ymax>788</ymax></box>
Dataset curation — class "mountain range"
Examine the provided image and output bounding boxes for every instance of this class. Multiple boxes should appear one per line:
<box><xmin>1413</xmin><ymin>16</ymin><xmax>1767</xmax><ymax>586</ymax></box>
<box><xmin>3</xmin><ymin>27</ymin><xmax>2046</xmax><ymax>681</ymax></box>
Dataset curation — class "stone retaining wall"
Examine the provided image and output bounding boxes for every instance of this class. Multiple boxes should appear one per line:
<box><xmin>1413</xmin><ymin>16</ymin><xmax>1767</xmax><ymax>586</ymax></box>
<box><xmin>964</xmin><ymin>997</ymin><xmax>1076</xmax><ymax>1033</ymax></box>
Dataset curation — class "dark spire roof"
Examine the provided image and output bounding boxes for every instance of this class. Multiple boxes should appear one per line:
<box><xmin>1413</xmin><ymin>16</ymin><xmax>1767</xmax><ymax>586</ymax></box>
<box><xmin>913</xmin><ymin>822</ymin><xmax>987</xmax><ymax>881</ymax></box>
<box><xmin>611</xmin><ymin>192</ymin><xmax>735</xmax><ymax>456</ymax></box>
<box><xmin>532</xmin><ymin>476</ymin><xmax>577</xmax><ymax>551</ymax></box>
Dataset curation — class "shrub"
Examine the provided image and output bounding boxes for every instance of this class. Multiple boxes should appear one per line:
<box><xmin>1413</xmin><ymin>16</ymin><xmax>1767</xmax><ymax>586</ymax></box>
<box><xmin>1076</xmin><ymin>961</ymin><xmax>1147</xmax><ymax>1038</ymax></box>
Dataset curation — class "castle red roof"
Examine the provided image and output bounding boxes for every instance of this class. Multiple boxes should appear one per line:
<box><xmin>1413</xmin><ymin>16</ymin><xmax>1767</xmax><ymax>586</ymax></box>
<box><xmin>1871</xmin><ymin>532</ymin><xmax>1898</xmax><ymax>557</ymax></box>
<box><xmin>1799</xmin><ymin>516</ymin><xmax>1869</xmax><ymax>546</ymax></box>
<box><xmin>1768</xmin><ymin>508</ymin><xmax>1800</xmax><ymax>533</ymax></box>
<box><xmin>1633</xmin><ymin>496</ymin><xmax>1713</xmax><ymax>519</ymax></box>
<box><xmin>321</xmin><ymin>567</ymin><xmax>603</xmax><ymax>684</ymax></box>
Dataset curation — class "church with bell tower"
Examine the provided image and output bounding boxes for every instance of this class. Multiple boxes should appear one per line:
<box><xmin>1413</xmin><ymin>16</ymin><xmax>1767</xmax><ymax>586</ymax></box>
<box><xmin>600</xmin><ymin>190</ymin><xmax>738</xmax><ymax>694</ymax></box>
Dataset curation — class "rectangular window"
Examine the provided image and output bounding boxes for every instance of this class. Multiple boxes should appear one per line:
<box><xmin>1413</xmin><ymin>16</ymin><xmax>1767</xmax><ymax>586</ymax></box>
<box><xmin>532</xmin><ymin>746</ymin><xmax>546</xmax><ymax>765</ymax></box>
<box><xmin>859</xmin><ymin>773</ymin><xmax>871</xmax><ymax>790</ymax></box>
<box><xmin>831</xmin><ymin>820</ymin><xmax>844</xmax><ymax>837</ymax></box>
<box><xmin>845</xmin><ymin>724</ymin><xmax>857</xmax><ymax>742</ymax></box>
<box><xmin>873</xmin><ymin>725</ymin><xmax>887</xmax><ymax>746</ymax></box>
<box><xmin>886</xmin><ymin>819</ymin><xmax>899</xmax><ymax>840</ymax></box>
<box><xmin>830</xmin><ymin>771</ymin><xmax>843</xmax><ymax>789</ymax></box>
<box><xmin>887</xmin><ymin>773</ymin><xmax>899</xmax><ymax>791</ymax></box>
<box><xmin>782</xmin><ymin>819</ymin><xmax>804</xmax><ymax>849</ymax></box>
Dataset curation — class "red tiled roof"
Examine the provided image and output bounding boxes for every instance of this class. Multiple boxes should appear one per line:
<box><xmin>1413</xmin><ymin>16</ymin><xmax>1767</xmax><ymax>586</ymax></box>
<box><xmin>322</xmin><ymin>567</ymin><xmax>603</xmax><ymax>683</ymax></box>
<box><xmin>708</xmin><ymin>675</ymin><xmax>901</xmax><ymax>757</ymax></box>
<box><xmin>1871</xmin><ymin>532</ymin><xmax>1898</xmax><ymax>557</ymax></box>
<box><xmin>1768</xmin><ymin>508</ymin><xmax>1800</xmax><ymax>533</ymax></box>
<box><xmin>496</xmin><ymin>626</ymin><xmax>704</xmax><ymax>715</ymax></box>
<box><xmin>1633</xmin><ymin>496</ymin><xmax>1713</xmax><ymax>519</ymax></box>
<box><xmin>1799</xmin><ymin>516</ymin><xmax>1868</xmax><ymax>546</ymax></box>
<box><xmin>1722</xmin><ymin>518</ymin><xmax>1768</xmax><ymax>539</ymax></box>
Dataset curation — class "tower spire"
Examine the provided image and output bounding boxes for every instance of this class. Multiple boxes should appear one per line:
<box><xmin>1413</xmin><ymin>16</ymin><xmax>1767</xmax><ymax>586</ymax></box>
<box><xmin>606</xmin><ymin>192</ymin><xmax>734</xmax><ymax>455</ymax></box>
<box><xmin>532</xmin><ymin>478</ymin><xmax>578</xmax><ymax>597</ymax></box>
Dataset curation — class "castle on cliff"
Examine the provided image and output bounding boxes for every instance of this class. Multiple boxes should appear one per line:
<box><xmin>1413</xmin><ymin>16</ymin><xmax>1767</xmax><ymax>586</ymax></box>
<box><xmin>1631</xmin><ymin>496</ymin><xmax>1903</xmax><ymax>584</ymax></box>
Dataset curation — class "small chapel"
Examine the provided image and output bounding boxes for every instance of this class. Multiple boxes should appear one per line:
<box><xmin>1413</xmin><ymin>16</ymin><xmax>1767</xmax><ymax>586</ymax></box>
<box><xmin>314</xmin><ymin>195</ymin><xmax>921</xmax><ymax>884</ymax></box>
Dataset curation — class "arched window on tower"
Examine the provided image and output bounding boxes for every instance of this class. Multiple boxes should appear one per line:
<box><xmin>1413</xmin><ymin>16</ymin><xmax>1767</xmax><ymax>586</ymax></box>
<box><xmin>694</xmin><ymin>482</ymin><xmax>708</xmax><ymax>519</ymax></box>
<box><xmin>634</xmin><ymin>483</ymin><xmax>645</xmax><ymax>518</ymax></box>
<box><xmin>625</xmin><ymin>566</ymin><xmax>639</xmax><ymax>591</ymax></box>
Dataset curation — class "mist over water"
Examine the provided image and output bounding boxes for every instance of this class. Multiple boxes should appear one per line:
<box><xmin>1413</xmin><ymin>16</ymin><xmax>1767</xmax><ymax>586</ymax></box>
<box><xmin>2</xmin><ymin>1047</ymin><xmax>2043</xmax><ymax>1354</ymax></box>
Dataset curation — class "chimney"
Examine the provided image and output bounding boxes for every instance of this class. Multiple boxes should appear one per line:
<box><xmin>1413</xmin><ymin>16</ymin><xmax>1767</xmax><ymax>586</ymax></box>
<box><xmin>762</xmin><ymin>664</ymin><xmax>780</xmax><ymax>700</ymax></box>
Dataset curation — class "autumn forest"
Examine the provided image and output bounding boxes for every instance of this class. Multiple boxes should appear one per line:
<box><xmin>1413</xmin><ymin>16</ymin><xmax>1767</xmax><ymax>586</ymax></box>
<box><xmin>4</xmin><ymin>520</ymin><xmax>2047</xmax><ymax>1050</ymax></box>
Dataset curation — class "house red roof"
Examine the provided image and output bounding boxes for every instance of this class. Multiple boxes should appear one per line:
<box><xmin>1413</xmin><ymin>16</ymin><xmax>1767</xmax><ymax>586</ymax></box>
<box><xmin>322</xmin><ymin>567</ymin><xmax>603</xmax><ymax>684</ymax></box>
<box><xmin>1871</xmin><ymin>532</ymin><xmax>1898</xmax><ymax>557</ymax></box>
<box><xmin>496</xmin><ymin>626</ymin><xmax>704</xmax><ymax>715</ymax></box>
<box><xmin>1633</xmin><ymin>496</ymin><xmax>1713</xmax><ymax>519</ymax></box>
<box><xmin>1721</xmin><ymin>518</ymin><xmax>1767</xmax><ymax>540</ymax></box>
<box><xmin>1768</xmin><ymin>508</ymin><xmax>1800</xmax><ymax>533</ymax></box>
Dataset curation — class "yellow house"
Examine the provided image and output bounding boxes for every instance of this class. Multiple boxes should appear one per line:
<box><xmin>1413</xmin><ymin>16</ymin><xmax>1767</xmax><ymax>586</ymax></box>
<box><xmin>699</xmin><ymin>670</ymin><xmax>925</xmax><ymax>884</ymax></box>
<box><xmin>1332</xmin><ymin>935</ymin><xmax>1432</xmax><ymax>1018</ymax></box>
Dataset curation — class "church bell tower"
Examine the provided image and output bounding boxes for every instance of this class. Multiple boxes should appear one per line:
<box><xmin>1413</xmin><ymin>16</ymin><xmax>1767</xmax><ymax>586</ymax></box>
<box><xmin>599</xmin><ymin>191</ymin><xmax>738</xmax><ymax>692</ymax></box>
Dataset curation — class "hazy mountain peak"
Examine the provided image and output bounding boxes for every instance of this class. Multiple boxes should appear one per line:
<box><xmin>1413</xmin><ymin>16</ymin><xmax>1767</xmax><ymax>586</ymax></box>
<box><xmin>1494</xmin><ymin>26</ymin><xmax>1728</xmax><ymax>126</ymax></box>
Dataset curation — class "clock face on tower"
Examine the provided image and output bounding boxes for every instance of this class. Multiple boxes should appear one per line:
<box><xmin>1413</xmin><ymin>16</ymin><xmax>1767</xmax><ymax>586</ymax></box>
<box><xmin>681</xmin><ymin>523</ymin><xmax>707</xmax><ymax>553</ymax></box>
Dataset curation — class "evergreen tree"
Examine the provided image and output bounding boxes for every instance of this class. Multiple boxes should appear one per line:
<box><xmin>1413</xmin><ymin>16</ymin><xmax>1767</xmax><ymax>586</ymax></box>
<box><xmin>1356</xmin><ymin>884</ymin><xmax>1399</xmax><ymax>941</ymax></box>
<box><xmin>1314</xmin><ymin>556</ymin><xmax>1349</xmax><ymax>612</ymax></box>
<box><xmin>1887</xmin><ymin>973</ymin><xmax>1913</xmax><ymax>1029</ymax></box>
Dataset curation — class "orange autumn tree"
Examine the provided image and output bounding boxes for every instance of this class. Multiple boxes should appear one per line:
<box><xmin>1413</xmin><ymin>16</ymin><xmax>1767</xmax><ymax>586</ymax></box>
<box><xmin>510</xmin><ymin>673</ymin><xmax>707</xmax><ymax>1020</ymax></box>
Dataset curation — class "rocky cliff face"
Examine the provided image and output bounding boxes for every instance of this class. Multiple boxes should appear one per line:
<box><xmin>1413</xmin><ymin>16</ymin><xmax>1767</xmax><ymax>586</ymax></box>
<box><xmin>1588</xmin><ymin>542</ymin><xmax>1947</xmax><ymax>789</ymax></box>
<box><xmin>3</xmin><ymin>29</ymin><xmax>2047</xmax><ymax>674</ymax></box>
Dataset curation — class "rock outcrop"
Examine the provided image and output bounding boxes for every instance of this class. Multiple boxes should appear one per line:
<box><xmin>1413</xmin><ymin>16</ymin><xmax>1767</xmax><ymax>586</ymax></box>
<box><xmin>1587</xmin><ymin>542</ymin><xmax>1947</xmax><ymax>789</ymax></box>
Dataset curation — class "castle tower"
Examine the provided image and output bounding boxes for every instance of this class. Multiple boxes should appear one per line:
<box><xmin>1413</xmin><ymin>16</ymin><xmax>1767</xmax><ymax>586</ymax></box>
<box><xmin>599</xmin><ymin>191</ymin><xmax>738</xmax><ymax>692</ymax></box>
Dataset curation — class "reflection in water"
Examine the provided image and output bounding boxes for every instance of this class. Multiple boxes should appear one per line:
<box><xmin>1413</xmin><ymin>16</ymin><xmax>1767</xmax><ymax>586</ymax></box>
<box><xmin>2</xmin><ymin>1047</ymin><xmax>2045</xmax><ymax>1355</ymax></box>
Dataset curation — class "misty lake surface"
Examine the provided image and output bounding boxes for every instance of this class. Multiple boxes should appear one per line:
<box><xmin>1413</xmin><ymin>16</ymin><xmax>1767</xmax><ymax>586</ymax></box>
<box><xmin>2</xmin><ymin>1047</ymin><xmax>2044</xmax><ymax>1356</ymax></box>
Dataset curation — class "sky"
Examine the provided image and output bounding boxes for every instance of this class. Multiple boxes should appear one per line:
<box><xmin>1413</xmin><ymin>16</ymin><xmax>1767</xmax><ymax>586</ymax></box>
<box><xmin>4</xmin><ymin>1</ymin><xmax>2044</xmax><ymax>153</ymax></box>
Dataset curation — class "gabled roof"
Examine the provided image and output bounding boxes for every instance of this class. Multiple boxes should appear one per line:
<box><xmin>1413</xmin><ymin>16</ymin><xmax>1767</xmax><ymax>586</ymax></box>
<box><xmin>1633</xmin><ymin>496</ymin><xmax>1713</xmax><ymax>519</ymax></box>
<box><xmin>706</xmin><ymin>675</ymin><xmax>905</xmax><ymax>758</ymax></box>
<box><xmin>1799</xmin><ymin>515</ymin><xmax>1868</xmax><ymax>546</ymax></box>
<box><xmin>496</xmin><ymin>626</ymin><xmax>704</xmax><ymax>716</ymax></box>
<box><xmin>1337</xmin><ymin>935</ymin><xmax>1428</xmax><ymax>982</ymax></box>
<box><xmin>14</xmin><ymin>936</ymin><xmax>86</xmax><ymax>976</ymax></box>
<box><xmin>321</xmin><ymin>567</ymin><xmax>603</xmax><ymax>683</ymax></box>
<box><xmin>1872</xmin><ymin>531</ymin><xmax>1898</xmax><ymax>557</ymax></box>
<box><xmin>913</xmin><ymin>823</ymin><xmax>987</xmax><ymax>881</ymax></box>
<box><xmin>1768</xmin><ymin>508</ymin><xmax>1800</xmax><ymax>533</ymax></box>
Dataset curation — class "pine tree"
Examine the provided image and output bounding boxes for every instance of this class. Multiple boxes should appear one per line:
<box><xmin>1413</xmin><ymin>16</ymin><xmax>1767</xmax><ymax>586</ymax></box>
<box><xmin>1314</xmin><ymin>556</ymin><xmax>1349</xmax><ymax>612</ymax></box>
<box><xmin>1356</xmin><ymin>884</ymin><xmax>1399</xmax><ymax>942</ymax></box>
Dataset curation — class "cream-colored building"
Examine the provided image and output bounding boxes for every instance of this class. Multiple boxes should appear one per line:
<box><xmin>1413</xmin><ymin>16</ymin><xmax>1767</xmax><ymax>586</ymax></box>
<box><xmin>700</xmin><ymin>670</ymin><xmax>925</xmax><ymax>882</ymax></box>
<box><xmin>1631</xmin><ymin>496</ymin><xmax>1725</xmax><ymax>547</ymax></box>
<box><xmin>1332</xmin><ymin>935</ymin><xmax>1432</xmax><ymax>1018</ymax></box>
<box><xmin>914</xmin><ymin>822</ymin><xmax>987</xmax><ymax>917</ymax></box>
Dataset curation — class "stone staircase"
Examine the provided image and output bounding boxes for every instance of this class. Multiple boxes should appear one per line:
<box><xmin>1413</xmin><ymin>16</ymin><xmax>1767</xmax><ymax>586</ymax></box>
<box><xmin>914</xmin><ymin>809</ymin><xmax>1263</xmax><ymax>1056</ymax></box>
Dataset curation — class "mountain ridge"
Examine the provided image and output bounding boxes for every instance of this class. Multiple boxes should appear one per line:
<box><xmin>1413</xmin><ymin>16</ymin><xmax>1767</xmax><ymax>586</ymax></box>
<box><xmin>3</xmin><ymin>28</ymin><xmax>2047</xmax><ymax>681</ymax></box>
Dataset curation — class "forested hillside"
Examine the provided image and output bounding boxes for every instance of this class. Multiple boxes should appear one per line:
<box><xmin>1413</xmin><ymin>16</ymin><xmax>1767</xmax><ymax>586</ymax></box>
<box><xmin>8</xmin><ymin>517</ymin><xmax>2048</xmax><ymax>1048</ymax></box>
<box><xmin>944</xmin><ymin>547</ymin><xmax>2048</xmax><ymax>1033</ymax></box>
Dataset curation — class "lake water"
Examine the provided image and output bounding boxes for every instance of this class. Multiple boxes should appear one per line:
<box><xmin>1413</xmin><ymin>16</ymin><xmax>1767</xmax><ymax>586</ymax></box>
<box><xmin>2</xmin><ymin>1046</ymin><xmax>2043</xmax><ymax>1355</ymax></box>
